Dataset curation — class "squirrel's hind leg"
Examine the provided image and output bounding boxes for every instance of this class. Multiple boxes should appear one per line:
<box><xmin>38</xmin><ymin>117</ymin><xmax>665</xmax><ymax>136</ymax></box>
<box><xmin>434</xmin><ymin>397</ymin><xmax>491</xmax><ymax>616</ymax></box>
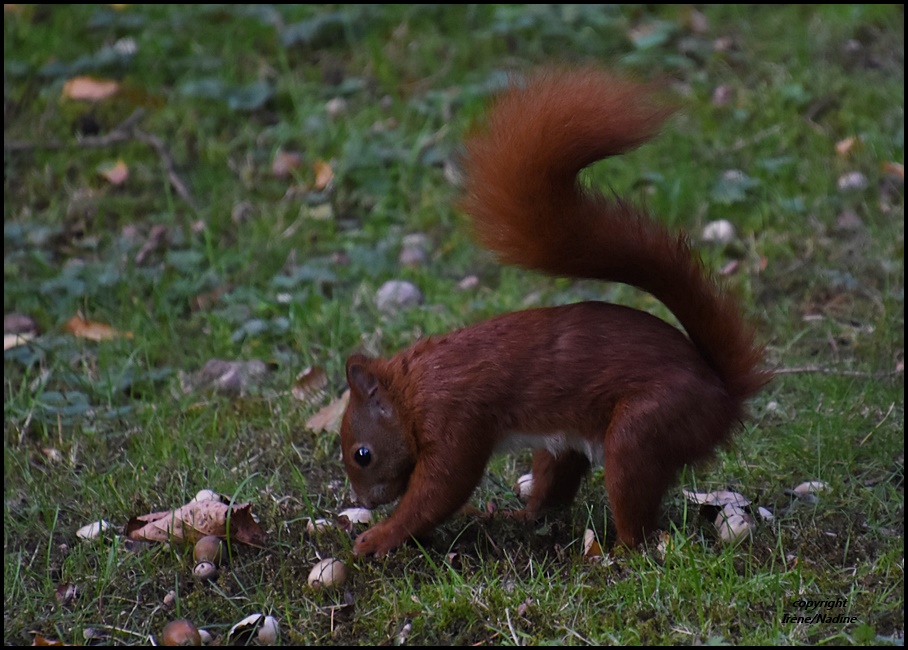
<box><xmin>523</xmin><ymin>448</ymin><xmax>591</xmax><ymax>518</ymax></box>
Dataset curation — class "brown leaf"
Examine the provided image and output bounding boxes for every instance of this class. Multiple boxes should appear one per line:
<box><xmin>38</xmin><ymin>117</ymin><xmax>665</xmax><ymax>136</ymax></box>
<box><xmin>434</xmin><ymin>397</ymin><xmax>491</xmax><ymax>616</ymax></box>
<box><xmin>55</xmin><ymin>582</ymin><xmax>77</xmax><ymax>606</ymax></box>
<box><xmin>97</xmin><ymin>159</ymin><xmax>129</xmax><ymax>185</ymax></box>
<box><xmin>41</xmin><ymin>447</ymin><xmax>64</xmax><ymax>464</ymax></box>
<box><xmin>516</xmin><ymin>597</ymin><xmax>533</xmax><ymax>617</ymax></box>
<box><xmin>190</xmin><ymin>285</ymin><xmax>230</xmax><ymax>312</ymax></box>
<box><xmin>834</xmin><ymin>136</ymin><xmax>861</xmax><ymax>157</ymax></box>
<box><xmin>305</xmin><ymin>389</ymin><xmax>349</xmax><ymax>433</ymax></box>
<box><xmin>582</xmin><ymin>529</ymin><xmax>603</xmax><ymax>560</ymax></box>
<box><xmin>882</xmin><ymin>161</ymin><xmax>904</xmax><ymax>181</ymax></box>
<box><xmin>313</xmin><ymin>159</ymin><xmax>334</xmax><ymax>190</ymax></box>
<box><xmin>291</xmin><ymin>366</ymin><xmax>328</xmax><ymax>405</ymax></box>
<box><xmin>125</xmin><ymin>500</ymin><xmax>266</xmax><ymax>547</ymax></box>
<box><xmin>63</xmin><ymin>313</ymin><xmax>133</xmax><ymax>341</ymax></box>
<box><xmin>62</xmin><ymin>76</ymin><xmax>120</xmax><ymax>102</ymax></box>
<box><xmin>31</xmin><ymin>633</ymin><xmax>70</xmax><ymax>646</ymax></box>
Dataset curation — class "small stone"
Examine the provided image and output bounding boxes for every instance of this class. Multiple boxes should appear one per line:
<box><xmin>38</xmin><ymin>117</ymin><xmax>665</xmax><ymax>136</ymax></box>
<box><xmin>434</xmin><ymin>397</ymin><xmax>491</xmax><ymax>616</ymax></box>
<box><xmin>375</xmin><ymin>280</ymin><xmax>423</xmax><ymax>313</ymax></box>
<box><xmin>701</xmin><ymin>219</ymin><xmax>736</xmax><ymax>244</ymax></box>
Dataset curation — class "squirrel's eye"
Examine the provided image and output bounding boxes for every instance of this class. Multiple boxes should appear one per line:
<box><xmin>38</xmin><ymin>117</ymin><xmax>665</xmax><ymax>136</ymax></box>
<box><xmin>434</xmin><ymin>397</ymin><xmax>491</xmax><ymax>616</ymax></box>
<box><xmin>353</xmin><ymin>447</ymin><xmax>372</xmax><ymax>468</ymax></box>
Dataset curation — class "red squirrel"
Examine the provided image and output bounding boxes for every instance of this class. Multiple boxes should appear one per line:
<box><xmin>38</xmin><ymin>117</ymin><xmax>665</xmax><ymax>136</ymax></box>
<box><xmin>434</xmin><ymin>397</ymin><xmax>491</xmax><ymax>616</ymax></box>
<box><xmin>340</xmin><ymin>67</ymin><xmax>770</xmax><ymax>556</ymax></box>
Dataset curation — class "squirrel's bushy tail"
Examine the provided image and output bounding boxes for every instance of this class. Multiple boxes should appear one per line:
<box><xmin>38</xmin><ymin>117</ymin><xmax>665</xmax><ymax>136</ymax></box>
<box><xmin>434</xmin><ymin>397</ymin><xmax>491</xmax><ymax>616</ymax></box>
<box><xmin>461</xmin><ymin>67</ymin><xmax>769</xmax><ymax>403</ymax></box>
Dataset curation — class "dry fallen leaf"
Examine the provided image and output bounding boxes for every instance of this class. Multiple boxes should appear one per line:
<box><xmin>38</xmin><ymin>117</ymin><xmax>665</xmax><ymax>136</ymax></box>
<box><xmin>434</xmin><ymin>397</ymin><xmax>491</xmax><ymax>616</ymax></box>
<box><xmin>882</xmin><ymin>161</ymin><xmax>904</xmax><ymax>181</ymax></box>
<box><xmin>97</xmin><ymin>159</ymin><xmax>129</xmax><ymax>185</ymax></box>
<box><xmin>40</xmin><ymin>447</ymin><xmax>65</xmax><ymax>464</ymax></box>
<box><xmin>55</xmin><ymin>582</ymin><xmax>78</xmax><ymax>606</ymax></box>
<box><xmin>125</xmin><ymin>500</ymin><xmax>266</xmax><ymax>547</ymax></box>
<box><xmin>313</xmin><ymin>159</ymin><xmax>334</xmax><ymax>190</ymax></box>
<box><xmin>31</xmin><ymin>633</ymin><xmax>71</xmax><ymax>646</ymax></box>
<box><xmin>305</xmin><ymin>389</ymin><xmax>349</xmax><ymax>434</ymax></box>
<box><xmin>63</xmin><ymin>313</ymin><xmax>133</xmax><ymax>341</ymax></box>
<box><xmin>291</xmin><ymin>366</ymin><xmax>328</xmax><ymax>405</ymax></box>
<box><xmin>62</xmin><ymin>76</ymin><xmax>120</xmax><ymax>102</ymax></box>
<box><xmin>834</xmin><ymin>136</ymin><xmax>861</xmax><ymax>157</ymax></box>
<box><xmin>190</xmin><ymin>284</ymin><xmax>230</xmax><ymax>312</ymax></box>
<box><xmin>582</xmin><ymin>528</ymin><xmax>603</xmax><ymax>560</ymax></box>
<box><xmin>655</xmin><ymin>531</ymin><xmax>674</xmax><ymax>558</ymax></box>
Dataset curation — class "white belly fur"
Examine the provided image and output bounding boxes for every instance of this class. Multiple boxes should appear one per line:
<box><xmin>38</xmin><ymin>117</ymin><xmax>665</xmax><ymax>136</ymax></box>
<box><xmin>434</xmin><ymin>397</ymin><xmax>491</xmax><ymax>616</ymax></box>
<box><xmin>496</xmin><ymin>431</ymin><xmax>603</xmax><ymax>465</ymax></box>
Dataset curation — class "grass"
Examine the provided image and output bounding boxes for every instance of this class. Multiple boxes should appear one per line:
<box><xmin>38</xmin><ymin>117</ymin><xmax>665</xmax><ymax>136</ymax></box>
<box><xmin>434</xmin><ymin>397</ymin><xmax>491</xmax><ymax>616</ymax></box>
<box><xmin>4</xmin><ymin>3</ymin><xmax>904</xmax><ymax>646</ymax></box>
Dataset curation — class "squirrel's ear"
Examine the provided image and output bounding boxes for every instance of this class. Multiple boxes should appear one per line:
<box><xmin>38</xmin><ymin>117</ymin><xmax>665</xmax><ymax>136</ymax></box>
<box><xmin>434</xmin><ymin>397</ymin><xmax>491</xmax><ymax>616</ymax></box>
<box><xmin>346</xmin><ymin>354</ymin><xmax>378</xmax><ymax>398</ymax></box>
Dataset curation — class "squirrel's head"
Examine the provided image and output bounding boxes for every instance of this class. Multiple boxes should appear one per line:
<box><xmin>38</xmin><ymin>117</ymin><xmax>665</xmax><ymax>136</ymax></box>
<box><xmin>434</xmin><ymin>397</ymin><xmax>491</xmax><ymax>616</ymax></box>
<box><xmin>340</xmin><ymin>354</ymin><xmax>416</xmax><ymax>509</ymax></box>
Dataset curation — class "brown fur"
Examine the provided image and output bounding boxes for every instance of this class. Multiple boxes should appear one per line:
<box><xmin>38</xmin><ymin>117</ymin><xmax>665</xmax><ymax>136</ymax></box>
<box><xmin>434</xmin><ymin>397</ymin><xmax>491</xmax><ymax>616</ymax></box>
<box><xmin>340</xmin><ymin>67</ymin><xmax>771</xmax><ymax>556</ymax></box>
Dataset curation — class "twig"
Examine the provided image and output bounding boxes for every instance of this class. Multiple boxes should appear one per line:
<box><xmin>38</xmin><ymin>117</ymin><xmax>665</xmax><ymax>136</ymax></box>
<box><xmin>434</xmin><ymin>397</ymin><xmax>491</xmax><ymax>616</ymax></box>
<box><xmin>89</xmin><ymin>624</ymin><xmax>149</xmax><ymax>641</ymax></box>
<box><xmin>471</xmin><ymin>631</ymin><xmax>501</xmax><ymax>646</ymax></box>
<box><xmin>5</xmin><ymin>108</ymin><xmax>198</xmax><ymax>212</ymax></box>
<box><xmin>4</xmin><ymin>109</ymin><xmax>145</xmax><ymax>151</ymax></box>
<box><xmin>710</xmin><ymin>124</ymin><xmax>783</xmax><ymax>157</ymax></box>
<box><xmin>773</xmin><ymin>366</ymin><xmax>903</xmax><ymax>379</ymax></box>
<box><xmin>133</xmin><ymin>129</ymin><xmax>199</xmax><ymax>211</ymax></box>
<box><xmin>505</xmin><ymin>608</ymin><xmax>521</xmax><ymax>646</ymax></box>
<box><xmin>860</xmin><ymin>401</ymin><xmax>896</xmax><ymax>447</ymax></box>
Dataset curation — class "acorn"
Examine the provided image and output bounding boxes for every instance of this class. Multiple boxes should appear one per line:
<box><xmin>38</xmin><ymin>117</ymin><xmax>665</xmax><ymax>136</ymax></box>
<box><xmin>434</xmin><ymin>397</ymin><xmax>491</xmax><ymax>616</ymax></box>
<box><xmin>193</xmin><ymin>535</ymin><xmax>224</xmax><ymax>565</ymax></box>
<box><xmin>305</xmin><ymin>518</ymin><xmax>332</xmax><ymax>534</ymax></box>
<box><xmin>227</xmin><ymin>613</ymin><xmax>279</xmax><ymax>645</ymax></box>
<box><xmin>257</xmin><ymin>616</ymin><xmax>280</xmax><ymax>644</ymax></box>
<box><xmin>193</xmin><ymin>561</ymin><xmax>218</xmax><ymax>582</ymax></box>
<box><xmin>515</xmin><ymin>473</ymin><xmax>534</xmax><ymax>500</ymax></box>
<box><xmin>338</xmin><ymin>507</ymin><xmax>372</xmax><ymax>525</ymax></box>
<box><xmin>308</xmin><ymin>558</ymin><xmax>348</xmax><ymax>589</ymax></box>
<box><xmin>162</xmin><ymin>619</ymin><xmax>202</xmax><ymax>646</ymax></box>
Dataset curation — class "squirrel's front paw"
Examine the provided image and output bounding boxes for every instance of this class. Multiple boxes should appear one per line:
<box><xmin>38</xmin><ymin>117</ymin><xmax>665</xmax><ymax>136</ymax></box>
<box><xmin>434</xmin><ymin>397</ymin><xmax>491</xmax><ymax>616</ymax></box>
<box><xmin>353</xmin><ymin>523</ymin><xmax>403</xmax><ymax>557</ymax></box>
